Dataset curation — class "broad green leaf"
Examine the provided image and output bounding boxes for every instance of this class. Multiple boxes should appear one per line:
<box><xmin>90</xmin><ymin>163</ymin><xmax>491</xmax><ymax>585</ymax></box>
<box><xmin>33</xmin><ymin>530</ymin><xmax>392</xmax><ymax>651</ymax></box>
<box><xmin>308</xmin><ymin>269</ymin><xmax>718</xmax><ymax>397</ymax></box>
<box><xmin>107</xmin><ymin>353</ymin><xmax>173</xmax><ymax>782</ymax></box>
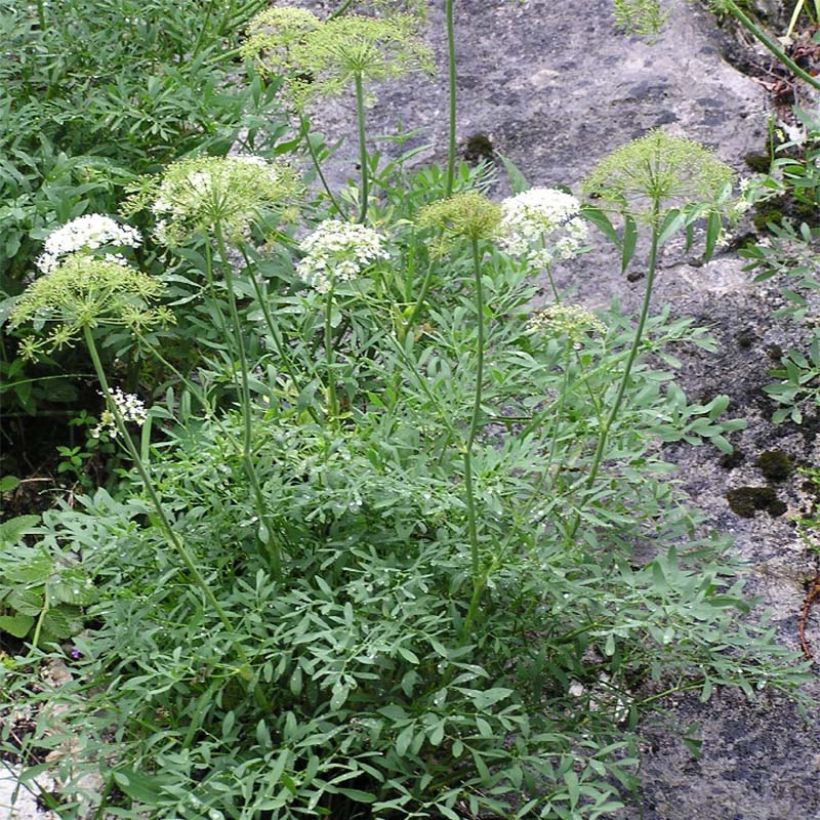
<box><xmin>0</xmin><ymin>515</ymin><xmax>40</xmax><ymax>546</ymax></box>
<box><xmin>0</xmin><ymin>613</ymin><xmax>34</xmax><ymax>638</ymax></box>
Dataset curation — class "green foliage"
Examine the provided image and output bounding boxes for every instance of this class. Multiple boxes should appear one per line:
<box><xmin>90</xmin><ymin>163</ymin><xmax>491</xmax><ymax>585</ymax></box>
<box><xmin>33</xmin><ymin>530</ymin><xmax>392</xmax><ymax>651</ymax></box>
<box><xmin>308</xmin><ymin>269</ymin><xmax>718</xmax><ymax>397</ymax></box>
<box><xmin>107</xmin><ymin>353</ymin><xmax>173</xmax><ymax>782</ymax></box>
<box><xmin>741</xmin><ymin>110</ymin><xmax>819</xmax><ymax>425</ymax></box>
<box><xmin>0</xmin><ymin>0</ymin><xmax>280</xmax><ymax>290</ymax></box>
<box><xmin>0</xmin><ymin>0</ymin><xmax>288</xmax><ymax>452</ymax></box>
<box><xmin>1</xmin><ymin>4</ymin><xmax>814</xmax><ymax>816</ymax></box>
<box><xmin>613</xmin><ymin>0</ymin><xmax>668</xmax><ymax>37</ymax></box>
<box><xmin>3</xmin><ymin>152</ymin><xmax>808</xmax><ymax>815</ymax></box>
<box><xmin>0</xmin><ymin>515</ymin><xmax>95</xmax><ymax>643</ymax></box>
<box><xmin>764</xmin><ymin>339</ymin><xmax>820</xmax><ymax>425</ymax></box>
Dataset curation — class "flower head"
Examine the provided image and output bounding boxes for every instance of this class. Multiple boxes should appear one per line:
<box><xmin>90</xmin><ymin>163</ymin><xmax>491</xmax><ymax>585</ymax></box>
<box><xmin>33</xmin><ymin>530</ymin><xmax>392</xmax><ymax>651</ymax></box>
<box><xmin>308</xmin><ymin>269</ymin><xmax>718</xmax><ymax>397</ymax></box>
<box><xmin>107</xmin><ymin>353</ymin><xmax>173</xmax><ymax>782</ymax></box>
<box><xmin>499</xmin><ymin>187</ymin><xmax>589</xmax><ymax>268</ymax></box>
<box><xmin>582</xmin><ymin>130</ymin><xmax>734</xmax><ymax>221</ymax></box>
<box><xmin>245</xmin><ymin>11</ymin><xmax>433</xmax><ymax>107</ymax></box>
<box><xmin>10</xmin><ymin>254</ymin><xmax>170</xmax><ymax>359</ymax></box>
<box><xmin>241</xmin><ymin>7</ymin><xmax>322</xmax><ymax>78</ymax></box>
<box><xmin>416</xmin><ymin>192</ymin><xmax>502</xmax><ymax>251</ymax></box>
<box><xmin>527</xmin><ymin>304</ymin><xmax>607</xmax><ymax>345</ymax></box>
<box><xmin>123</xmin><ymin>155</ymin><xmax>302</xmax><ymax>245</ymax></box>
<box><xmin>297</xmin><ymin>220</ymin><xmax>389</xmax><ymax>294</ymax></box>
<box><xmin>36</xmin><ymin>214</ymin><xmax>141</xmax><ymax>274</ymax></box>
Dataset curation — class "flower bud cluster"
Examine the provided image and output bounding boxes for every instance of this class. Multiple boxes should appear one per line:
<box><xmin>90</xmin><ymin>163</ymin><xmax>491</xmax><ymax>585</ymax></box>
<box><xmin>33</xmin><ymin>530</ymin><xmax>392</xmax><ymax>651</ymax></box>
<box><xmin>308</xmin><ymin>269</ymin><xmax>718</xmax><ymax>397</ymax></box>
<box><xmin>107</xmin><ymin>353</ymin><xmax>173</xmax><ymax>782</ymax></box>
<box><xmin>11</xmin><ymin>253</ymin><xmax>171</xmax><ymax>360</ymax></box>
<box><xmin>499</xmin><ymin>188</ymin><xmax>589</xmax><ymax>268</ymax></box>
<box><xmin>527</xmin><ymin>304</ymin><xmax>607</xmax><ymax>345</ymax></box>
<box><xmin>243</xmin><ymin>9</ymin><xmax>432</xmax><ymax>108</ymax></box>
<box><xmin>37</xmin><ymin>215</ymin><xmax>141</xmax><ymax>274</ymax></box>
<box><xmin>297</xmin><ymin>220</ymin><xmax>389</xmax><ymax>294</ymax></box>
<box><xmin>123</xmin><ymin>155</ymin><xmax>302</xmax><ymax>246</ymax></box>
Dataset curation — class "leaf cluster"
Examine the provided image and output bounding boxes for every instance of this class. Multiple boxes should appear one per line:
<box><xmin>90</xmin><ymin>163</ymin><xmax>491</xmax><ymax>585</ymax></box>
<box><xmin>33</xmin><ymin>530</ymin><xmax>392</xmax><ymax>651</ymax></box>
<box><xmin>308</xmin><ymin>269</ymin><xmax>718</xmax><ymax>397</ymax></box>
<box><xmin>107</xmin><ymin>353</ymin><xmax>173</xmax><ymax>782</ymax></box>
<box><xmin>0</xmin><ymin>515</ymin><xmax>95</xmax><ymax>643</ymax></box>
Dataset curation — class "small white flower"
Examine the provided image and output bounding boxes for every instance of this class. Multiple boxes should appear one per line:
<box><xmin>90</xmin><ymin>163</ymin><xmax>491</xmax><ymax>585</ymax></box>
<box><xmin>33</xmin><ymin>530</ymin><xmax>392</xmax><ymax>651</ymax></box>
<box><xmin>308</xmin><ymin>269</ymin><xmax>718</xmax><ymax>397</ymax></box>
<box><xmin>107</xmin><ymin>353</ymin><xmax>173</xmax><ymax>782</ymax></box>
<box><xmin>92</xmin><ymin>389</ymin><xmax>148</xmax><ymax>439</ymax></box>
<box><xmin>37</xmin><ymin>215</ymin><xmax>142</xmax><ymax>273</ymax></box>
<box><xmin>297</xmin><ymin>220</ymin><xmax>389</xmax><ymax>294</ymax></box>
<box><xmin>499</xmin><ymin>187</ymin><xmax>588</xmax><ymax>268</ymax></box>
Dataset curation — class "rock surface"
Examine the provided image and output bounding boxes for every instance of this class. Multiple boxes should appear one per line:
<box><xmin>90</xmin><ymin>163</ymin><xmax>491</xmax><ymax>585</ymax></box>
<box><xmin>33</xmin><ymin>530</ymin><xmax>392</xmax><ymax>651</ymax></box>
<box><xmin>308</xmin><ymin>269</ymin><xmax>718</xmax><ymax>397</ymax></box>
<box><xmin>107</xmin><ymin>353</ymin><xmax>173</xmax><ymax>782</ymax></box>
<box><xmin>301</xmin><ymin>0</ymin><xmax>819</xmax><ymax>817</ymax></box>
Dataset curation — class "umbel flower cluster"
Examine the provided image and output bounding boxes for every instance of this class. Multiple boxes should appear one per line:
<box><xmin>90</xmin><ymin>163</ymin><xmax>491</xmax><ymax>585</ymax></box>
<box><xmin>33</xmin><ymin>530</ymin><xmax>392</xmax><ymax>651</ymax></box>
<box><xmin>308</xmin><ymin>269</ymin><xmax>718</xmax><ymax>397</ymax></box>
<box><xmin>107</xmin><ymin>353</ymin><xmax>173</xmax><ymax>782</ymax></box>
<box><xmin>527</xmin><ymin>304</ymin><xmax>607</xmax><ymax>345</ymax></box>
<box><xmin>297</xmin><ymin>220</ymin><xmax>389</xmax><ymax>294</ymax></box>
<box><xmin>498</xmin><ymin>188</ymin><xmax>589</xmax><ymax>269</ymax></box>
<box><xmin>242</xmin><ymin>8</ymin><xmax>432</xmax><ymax>107</ymax></box>
<box><xmin>92</xmin><ymin>388</ymin><xmax>149</xmax><ymax>440</ymax></box>
<box><xmin>122</xmin><ymin>155</ymin><xmax>302</xmax><ymax>246</ymax></box>
<box><xmin>10</xmin><ymin>253</ymin><xmax>171</xmax><ymax>360</ymax></box>
<box><xmin>36</xmin><ymin>214</ymin><xmax>141</xmax><ymax>274</ymax></box>
<box><xmin>582</xmin><ymin>130</ymin><xmax>734</xmax><ymax>220</ymax></box>
<box><xmin>416</xmin><ymin>191</ymin><xmax>502</xmax><ymax>250</ymax></box>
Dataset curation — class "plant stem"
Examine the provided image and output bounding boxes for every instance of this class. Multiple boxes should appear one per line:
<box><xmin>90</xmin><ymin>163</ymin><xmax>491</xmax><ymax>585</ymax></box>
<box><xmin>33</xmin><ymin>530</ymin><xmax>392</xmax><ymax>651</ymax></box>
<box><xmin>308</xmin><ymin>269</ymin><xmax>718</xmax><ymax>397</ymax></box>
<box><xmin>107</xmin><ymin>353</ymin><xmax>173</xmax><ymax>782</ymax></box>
<box><xmin>82</xmin><ymin>327</ymin><xmax>235</xmax><ymax>634</ymax></box>
<box><xmin>302</xmin><ymin>119</ymin><xmax>345</xmax><ymax>217</ymax></box>
<box><xmin>402</xmin><ymin>256</ymin><xmax>436</xmax><ymax>339</ymax></box>
<box><xmin>354</xmin><ymin>72</ymin><xmax>370</xmax><ymax>223</ymax></box>
<box><xmin>191</xmin><ymin>0</ymin><xmax>218</xmax><ymax>59</ymax></box>
<box><xmin>214</xmin><ymin>227</ymin><xmax>283</xmax><ymax>579</ymax></box>
<box><xmin>36</xmin><ymin>0</ymin><xmax>45</xmax><ymax>29</ymax></box>
<box><xmin>567</xmin><ymin>209</ymin><xmax>661</xmax><ymax>539</ymax></box>
<box><xmin>324</xmin><ymin>289</ymin><xmax>340</xmax><ymax>421</ymax></box>
<box><xmin>725</xmin><ymin>0</ymin><xmax>820</xmax><ymax>92</ymax></box>
<box><xmin>329</xmin><ymin>0</ymin><xmax>354</xmax><ymax>19</ymax></box>
<box><xmin>544</xmin><ymin>261</ymin><xmax>604</xmax><ymax>425</ymax></box>
<box><xmin>461</xmin><ymin>237</ymin><xmax>486</xmax><ymax>638</ymax></box>
<box><xmin>238</xmin><ymin>243</ymin><xmax>321</xmax><ymax>423</ymax></box>
<box><xmin>445</xmin><ymin>0</ymin><xmax>457</xmax><ymax>196</ymax></box>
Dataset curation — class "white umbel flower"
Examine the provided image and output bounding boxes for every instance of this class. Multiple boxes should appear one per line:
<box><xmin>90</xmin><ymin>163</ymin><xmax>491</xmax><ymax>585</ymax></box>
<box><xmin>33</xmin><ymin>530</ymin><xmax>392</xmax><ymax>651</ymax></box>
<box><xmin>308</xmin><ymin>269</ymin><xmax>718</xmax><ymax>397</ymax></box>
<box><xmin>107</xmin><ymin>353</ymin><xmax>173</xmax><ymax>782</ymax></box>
<box><xmin>37</xmin><ymin>215</ymin><xmax>142</xmax><ymax>274</ymax></box>
<box><xmin>499</xmin><ymin>187</ymin><xmax>588</xmax><ymax>268</ymax></box>
<box><xmin>92</xmin><ymin>388</ymin><xmax>149</xmax><ymax>439</ymax></box>
<box><xmin>296</xmin><ymin>220</ymin><xmax>389</xmax><ymax>294</ymax></box>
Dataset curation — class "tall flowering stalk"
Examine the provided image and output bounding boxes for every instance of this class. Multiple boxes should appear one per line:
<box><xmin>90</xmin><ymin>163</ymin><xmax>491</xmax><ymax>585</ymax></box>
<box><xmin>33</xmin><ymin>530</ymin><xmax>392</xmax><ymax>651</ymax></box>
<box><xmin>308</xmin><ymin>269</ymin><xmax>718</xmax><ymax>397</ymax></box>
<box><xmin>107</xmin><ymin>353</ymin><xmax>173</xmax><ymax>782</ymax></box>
<box><xmin>576</xmin><ymin>131</ymin><xmax>733</xmax><ymax>528</ymax></box>
<box><xmin>8</xmin><ymin>250</ymin><xmax>241</xmax><ymax>642</ymax></box>
<box><xmin>297</xmin><ymin>219</ymin><xmax>390</xmax><ymax>420</ymax></box>
<box><xmin>125</xmin><ymin>155</ymin><xmax>303</xmax><ymax>578</ymax></box>
<box><xmin>445</xmin><ymin>0</ymin><xmax>457</xmax><ymax>196</ymax></box>
<box><xmin>417</xmin><ymin>192</ymin><xmax>502</xmax><ymax>637</ymax></box>
<box><xmin>243</xmin><ymin>9</ymin><xmax>432</xmax><ymax>223</ymax></box>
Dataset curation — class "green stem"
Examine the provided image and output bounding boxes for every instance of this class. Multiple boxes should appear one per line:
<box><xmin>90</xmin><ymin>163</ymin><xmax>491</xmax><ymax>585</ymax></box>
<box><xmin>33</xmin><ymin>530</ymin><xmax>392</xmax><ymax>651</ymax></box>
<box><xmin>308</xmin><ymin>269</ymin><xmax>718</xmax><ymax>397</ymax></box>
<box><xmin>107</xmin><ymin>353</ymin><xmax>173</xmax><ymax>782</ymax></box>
<box><xmin>545</xmin><ymin>263</ymin><xmax>604</xmax><ymax>426</ymax></box>
<box><xmin>302</xmin><ymin>119</ymin><xmax>345</xmax><ymax>217</ymax></box>
<box><xmin>329</xmin><ymin>0</ymin><xmax>354</xmax><ymax>19</ymax></box>
<box><xmin>460</xmin><ymin>237</ymin><xmax>486</xmax><ymax>638</ymax></box>
<box><xmin>215</xmin><ymin>227</ymin><xmax>283</xmax><ymax>579</ymax></box>
<box><xmin>238</xmin><ymin>243</ymin><xmax>321</xmax><ymax>423</ymax></box>
<box><xmin>566</xmin><ymin>211</ymin><xmax>661</xmax><ymax>540</ymax></box>
<box><xmin>190</xmin><ymin>0</ymin><xmax>218</xmax><ymax>59</ymax></box>
<box><xmin>725</xmin><ymin>0</ymin><xmax>820</xmax><ymax>91</ymax></box>
<box><xmin>36</xmin><ymin>0</ymin><xmax>45</xmax><ymax>29</ymax></box>
<box><xmin>445</xmin><ymin>0</ymin><xmax>457</xmax><ymax>196</ymax></box>
<box><xmin>82</xmin><ymin>327</ymin><xmax>235</xmax><ymax>634</ymax></box>
<box><xmin>584</xmin><ymin>223</ymin><xmax>659</xmax><ymax>490</ymax></box>
<box><xmin>354</xmin><ymin>72</ymin><xmax>370</xmax><ymax>223</ymax></box>
<box><xmin>402</xmin><ymin>256</ymin><xmax>436</xmax><ymax>339</ymax></box>
<box><xmin>324</xmin><ymin>289</ymin><xmax>339</xmax><ymax>421</ymax></box>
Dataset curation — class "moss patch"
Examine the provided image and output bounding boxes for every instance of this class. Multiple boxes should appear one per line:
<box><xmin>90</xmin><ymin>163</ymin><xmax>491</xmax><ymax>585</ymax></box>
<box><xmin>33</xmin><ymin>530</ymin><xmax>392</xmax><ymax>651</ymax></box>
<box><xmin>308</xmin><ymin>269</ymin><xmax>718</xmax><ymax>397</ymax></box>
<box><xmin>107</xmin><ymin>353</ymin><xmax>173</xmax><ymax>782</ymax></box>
<box><xmin>744</xmin><ymin>151</ymin><xmax>770</xmax><ymax>173</ymax></box>
<box><xmin>462</xmin><ymin>132</ymin><xmax>495</xmax><ymax>165</ymax></box>
<box><xmin>756</xmin><ymin>449</ymin><xmax>793</xmax><ymax>482</ymax></box>
<box><xmin>719</xmin><ymin>447</ymin><xmax>745</xmax><ymax>470</ymax></box>
<box><xmin>726</xmin><ymin>486</ymin><xmax>787</xmax><ymax>518</ymax></box>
